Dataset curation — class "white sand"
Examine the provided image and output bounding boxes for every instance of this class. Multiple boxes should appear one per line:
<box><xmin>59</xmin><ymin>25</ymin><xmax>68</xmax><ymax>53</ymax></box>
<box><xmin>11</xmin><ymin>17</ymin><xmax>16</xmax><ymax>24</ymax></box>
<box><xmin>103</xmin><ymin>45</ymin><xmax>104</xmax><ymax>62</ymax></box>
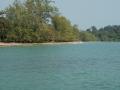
<box><xmin>0</xmin><ymin>42</ymin><xmax>22</xmax><ymax>46</ymax></box>
<box><xmin>0</xmin><ymin>41</ymin><xmax>83</xmax><ymax>46</ymax></box>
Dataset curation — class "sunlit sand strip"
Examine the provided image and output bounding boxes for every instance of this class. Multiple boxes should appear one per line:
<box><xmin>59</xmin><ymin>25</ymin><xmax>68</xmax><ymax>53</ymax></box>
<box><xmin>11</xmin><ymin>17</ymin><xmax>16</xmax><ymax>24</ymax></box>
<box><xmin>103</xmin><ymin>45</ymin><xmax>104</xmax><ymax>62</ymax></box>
<box><xmin>0</xmin><ymin>41</ymin><xmax>83</xmax><ymax>47</ymax></box>
<box><xmin>40</xmin><ymin>41</ymin><xmax>83</xmax><ymax>45</ymax></box>
<box><xmin>0</xmin><ymin>42</ymin><xmax>22</xmax><ymax>46</ymax></box>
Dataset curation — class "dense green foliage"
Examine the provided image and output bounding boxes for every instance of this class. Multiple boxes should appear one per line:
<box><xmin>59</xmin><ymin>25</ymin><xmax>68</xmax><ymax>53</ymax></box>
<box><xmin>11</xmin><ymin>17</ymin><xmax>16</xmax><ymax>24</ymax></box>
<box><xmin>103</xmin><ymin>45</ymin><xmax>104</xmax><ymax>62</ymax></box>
<box><xmin>0</xmin><ymin>0</ymin><xmax>120</xmax><ymax>42</ymax></box>
<box><xmin>52</xmin><ymin>16</ymin><xmax>80</xmax><ymax>42</ymax></box>
<box><xmin>87</xmin><ymin>25</ymin><xmax>120</xmax><ymax>41</ymax></box>
<box><xmin>79</xmin><ymin>31</ymin><xmax>96</xmax><ymax>41</ymax></box>
<box><xmin>0</xmin><ymin>17</ymin><xmax>9</xmax><ymax>41</ymax></box>
<box><xmin>0</xmin><ymin>0</ymin><xmax>80</xmax><ymax>43</ymax></box>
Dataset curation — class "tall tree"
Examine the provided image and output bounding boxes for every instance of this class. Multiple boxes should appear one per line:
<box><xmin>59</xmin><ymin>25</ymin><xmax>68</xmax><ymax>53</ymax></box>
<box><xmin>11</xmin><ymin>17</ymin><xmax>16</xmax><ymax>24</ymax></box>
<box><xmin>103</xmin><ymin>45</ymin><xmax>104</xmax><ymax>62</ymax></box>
<box><xmin>52</xmin><ymin>16</ymin><xmax>79</xmax><ymax>41</ymax></box>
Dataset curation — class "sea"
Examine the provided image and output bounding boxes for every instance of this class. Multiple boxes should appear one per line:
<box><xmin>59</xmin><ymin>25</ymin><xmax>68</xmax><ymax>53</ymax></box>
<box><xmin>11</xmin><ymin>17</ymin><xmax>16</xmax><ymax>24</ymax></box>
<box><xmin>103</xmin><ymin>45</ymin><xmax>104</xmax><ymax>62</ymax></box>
<box><xmin>0</xmin><ymin>42</ymin><xmax>120</xmax><ymax>90</ymax></box>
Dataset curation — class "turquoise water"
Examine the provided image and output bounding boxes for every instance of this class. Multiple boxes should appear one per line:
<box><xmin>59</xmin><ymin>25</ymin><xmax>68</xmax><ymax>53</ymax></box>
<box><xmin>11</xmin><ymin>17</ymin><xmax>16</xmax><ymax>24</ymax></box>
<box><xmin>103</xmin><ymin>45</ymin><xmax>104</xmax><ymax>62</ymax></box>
<box><xmin>0</xmin><ymin>42</ymin><xmax>120</xmax><ymax>90</ymax></box>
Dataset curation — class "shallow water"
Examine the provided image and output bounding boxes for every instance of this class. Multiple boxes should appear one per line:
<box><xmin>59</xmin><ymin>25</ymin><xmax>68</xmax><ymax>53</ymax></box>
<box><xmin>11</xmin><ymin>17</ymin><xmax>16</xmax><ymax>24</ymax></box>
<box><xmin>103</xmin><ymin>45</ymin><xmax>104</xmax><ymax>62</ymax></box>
<box><xmin>0</xmin><ymin>42</ymin><xmax>120</xmax><ymax>90</ymax></box>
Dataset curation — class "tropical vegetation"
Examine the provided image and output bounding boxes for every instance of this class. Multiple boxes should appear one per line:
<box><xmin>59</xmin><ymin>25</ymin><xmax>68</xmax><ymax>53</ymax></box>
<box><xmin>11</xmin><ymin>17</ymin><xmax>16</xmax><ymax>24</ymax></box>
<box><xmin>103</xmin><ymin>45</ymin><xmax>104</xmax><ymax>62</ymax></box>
<box><xmin>0</xmin><ymin>0</ymin><xmax>120</xmax><ymax>43</ymax></box>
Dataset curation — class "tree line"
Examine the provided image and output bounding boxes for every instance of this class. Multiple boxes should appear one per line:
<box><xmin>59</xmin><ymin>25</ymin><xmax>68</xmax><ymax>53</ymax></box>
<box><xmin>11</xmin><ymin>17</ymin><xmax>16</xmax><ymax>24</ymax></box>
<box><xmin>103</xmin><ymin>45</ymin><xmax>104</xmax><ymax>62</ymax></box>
<box><xmin>0</xmin><ymin>0</ymin><xmax>81</xmax><ymax>43</ymax></box>
<box><xmin>86</xmin><ymin>25</ymin><xmax>120</xmax><ymax>41</ymax></box>
<box><xmin>0</xmin><ymin>0</ymin><xmax>120</xmax><ymax>43</ymax></box>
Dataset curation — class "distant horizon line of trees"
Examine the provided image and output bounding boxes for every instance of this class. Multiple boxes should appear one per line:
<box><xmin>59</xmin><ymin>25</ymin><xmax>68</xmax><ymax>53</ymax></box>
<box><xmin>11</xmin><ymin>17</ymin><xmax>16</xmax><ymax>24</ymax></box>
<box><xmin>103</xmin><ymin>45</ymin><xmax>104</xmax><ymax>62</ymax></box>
<box><xmin>86</xmin><ymin>25</ymin><xmax>120</xmax><ymax>41</ymax></box>
<box><xmin>0</xmin><ymin>0</ymin><xmax>120</xmax><ymax>43</ymax></box>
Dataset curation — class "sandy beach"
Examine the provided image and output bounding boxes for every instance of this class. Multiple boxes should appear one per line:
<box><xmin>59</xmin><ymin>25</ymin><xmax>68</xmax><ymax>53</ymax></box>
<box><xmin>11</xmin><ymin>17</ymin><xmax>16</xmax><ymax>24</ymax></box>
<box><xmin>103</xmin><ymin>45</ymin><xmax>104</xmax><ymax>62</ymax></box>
<box><xmin>0</xmin><ymin>42</ymin><xmax>83</xmax><ymax>46</ymax></box>
<box><xmin>0</xmin><ymin>42</ymin><xmax>22</xmax><ymax>46</ymax></box>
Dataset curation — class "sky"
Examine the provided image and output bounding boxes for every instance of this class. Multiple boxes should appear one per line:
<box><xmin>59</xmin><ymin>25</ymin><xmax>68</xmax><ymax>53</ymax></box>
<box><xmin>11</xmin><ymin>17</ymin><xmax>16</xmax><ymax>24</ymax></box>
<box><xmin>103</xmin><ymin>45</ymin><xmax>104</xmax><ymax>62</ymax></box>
<box><xmin>0</xmin><ymin>0</ymin><xmax>120</xmax><ymax>29</ymax></box>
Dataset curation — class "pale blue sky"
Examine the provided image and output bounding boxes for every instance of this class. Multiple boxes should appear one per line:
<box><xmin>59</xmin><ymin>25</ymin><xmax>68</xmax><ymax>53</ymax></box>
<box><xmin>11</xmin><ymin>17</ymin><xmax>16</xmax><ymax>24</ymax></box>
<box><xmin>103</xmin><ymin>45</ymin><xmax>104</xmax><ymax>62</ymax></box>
<box><xmin>0</xmin><ymin>0</ymin><xmax>120</xmax><ymax>29</ymax></box>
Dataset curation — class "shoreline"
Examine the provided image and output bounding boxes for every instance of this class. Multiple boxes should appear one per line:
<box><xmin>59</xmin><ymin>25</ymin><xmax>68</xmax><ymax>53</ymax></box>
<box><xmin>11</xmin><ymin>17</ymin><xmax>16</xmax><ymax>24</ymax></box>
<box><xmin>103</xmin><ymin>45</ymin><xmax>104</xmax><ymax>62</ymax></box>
<box><xmin>0</xmin><ymin>41</ymin><xmax>83</xmax><ymax>46</ymax></box>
